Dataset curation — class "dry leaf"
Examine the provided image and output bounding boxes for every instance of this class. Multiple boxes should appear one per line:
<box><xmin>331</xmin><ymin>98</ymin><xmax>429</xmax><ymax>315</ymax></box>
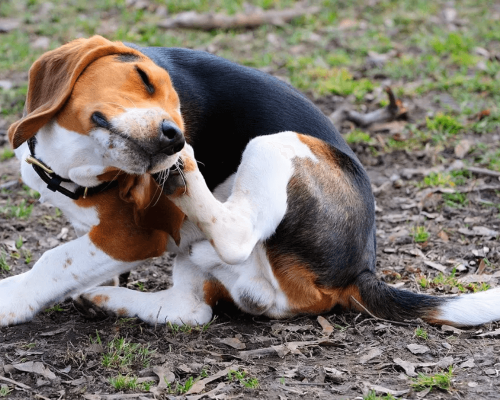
<box><xmin>13</xmin><ymin>361</ymin><xmax>56</xmax><ymax>380</ymax></box>
<box><xmin>186</xmin><ymin>365</ymin><xmax>236</xmax><ymax>395</ymax></box>
<box><xmin>437</xmin><ymin>230</ymin><xmax>449</xmax><ymax>241</ymax></box>
<box><xmin>394</xmin><ymin>358</ymin><xmax>417</xmax><ymax>377</ymax></box>
<box><xmin>153</xmin><ymin>364</ymin><xmax>175</xmax><ymax>389</ymax></box>
<box><xmin>317</xmin><ymin>316</ymin><xmax>334</xmax><ymax>336</ymax></box>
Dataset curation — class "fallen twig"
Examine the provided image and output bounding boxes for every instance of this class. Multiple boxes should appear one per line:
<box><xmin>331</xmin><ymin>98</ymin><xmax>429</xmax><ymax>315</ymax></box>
<box><xmin>345</xmin><ymin>87</ymin><xmax>407</xmax><ymax>127</ymax></box>
<box><xmin>158</xmin><ymin>5</ymin><xmax>320</xmax><ymax>30</ymax></box>
<box><xmin>465</xmin><ymin>166</ymin><xmax>500</xmax><ymax>178</ymax></box>
<box><xmin>0</xmin><ymin>375</ymin><xmax>32</xmax><ymax>390</ymax></box>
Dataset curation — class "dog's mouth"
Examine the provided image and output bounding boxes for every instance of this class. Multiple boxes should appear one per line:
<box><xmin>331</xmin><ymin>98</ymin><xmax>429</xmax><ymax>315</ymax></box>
<box><xmin>91</xmin><ymin>127</ymin><xmax>184</xmax><ymax>175</ymax></box>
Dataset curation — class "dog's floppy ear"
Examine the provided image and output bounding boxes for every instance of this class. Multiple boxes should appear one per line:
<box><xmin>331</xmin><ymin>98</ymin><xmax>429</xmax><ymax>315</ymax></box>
<box><xmin>119</xmin><ymin>174</ymin><xmax>185</xmax><ymax>246</ymax></box>
<box><xmin>7</xmin><ymin>35</ymin><xmax>143</xmax><ymax>149</ymax></box>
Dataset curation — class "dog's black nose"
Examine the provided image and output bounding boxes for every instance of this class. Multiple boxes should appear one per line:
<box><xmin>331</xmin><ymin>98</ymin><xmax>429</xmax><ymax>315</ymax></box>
<box><xmin>159</xmin><ymin>120</ymin><xmax>185</xmax><ymax>155</ymax></box>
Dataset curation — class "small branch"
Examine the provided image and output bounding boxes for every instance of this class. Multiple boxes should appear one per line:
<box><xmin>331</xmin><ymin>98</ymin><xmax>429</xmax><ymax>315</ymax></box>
<box><xmin>350</xmin><ymin>296</ymin><xmax>418</xmax><ymax>327</ymax></box>
<box><xmin>466</xmin><ymin>166</ymin><xmax>500</xmax><ymax>178</ymax></box>
<box><xmin>345</xmin><ymin>87</ymin><xmax>407</xmax><ymax>127</ymax></box>
<box><xmin>0</xmin><ymin>375</ymin><xmax>32</xmax><ymax>390</ymax></box>
<box><xmin>158</xmin><ymin>6</ymin><xmax>320</xmax><ymax>30</ymax></box>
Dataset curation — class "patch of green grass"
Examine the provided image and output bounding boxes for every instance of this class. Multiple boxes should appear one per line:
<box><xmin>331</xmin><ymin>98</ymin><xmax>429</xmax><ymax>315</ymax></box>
<box><xmin>344</xmin><ymin>130</ymin><xmax>372</xmax><ymax>144</ymax></box>
<box><xmin>411</xmin><ymin>367</ymin><xmax>453</xmax><ymax>392</ymax></box>
<box><xmin>426</xmin><ymin>113</ymin><xmax>463</xmax><ymax>136</ymax></box>
<box><xmin>23</xmin><ymin>249</ymin><xmax>32</xmax><ymax>264</ymax></box>
<box><xmin>417</xmin><ymin>275</ymin><xmax>428</xmax><ymax>289</ymax></box>
<box><xmin>431</xmin><ymin>268</ymin><xmax>489</xmax><ymax>293</ymax></box>
<box><xmin>288</xmin><ymin>60</ymin><xmax>376</xmax><ymax>100</ymax></box>
<box><xmin>411</xmin><ymin>226</ymin><xmax>429</xmax><ymax>243</ymax></box>
<box><xmin>167</xmin><ymin>318</ymin><xmax>215</xmax><ymax>335</ymax></box>
<box><xmin>0</xmin><ymin>147</ymin><xmax>15</xmax><ymax>161</ymax></box>
<box><xmin>167</xmin><ymin>376</ymin><xmax>196</xmax><ymax>394</ymax></box>
<box><xmin>15</xmin><ymin>236</ymin><xmax>23</xmax><ymax>249</ymax></box>
<box><xmin>363</xmin><ymin>391</ymin><xmax>396</xmax><ymax>400</ymax></box>
<box><xmin>476</xmin><ymin>148</ymin><xmax>500</xmax><ymax>172</ymax></box>
<box><xmin>0</xmin><ymin>385</ymin><xmax>12</xmax><ymax>398</ymax></box>
<box><xmin>420</xmin><ymin>172</ymin><xmax>456</xmax><ymax>188</ymax></box>
<box><xmin>22</xmin><ymin>185</ymin><xmax>41</xmax><ymax>199</ymax></box>
<box><xmin>443</xmin><ymin>192</ymin><xmax>468</xmax><ymax>208</ymax></box>
<box><xmin>228</xmin><ymin>369</ymin><xmax>259</xmax><ymax>389</ymax></box>
<box><xmin>415</xmin><ymin>327</ymin><xmax>428</xmax><ymax>340</ymax></box>
<box><xmin>102</xmin><ymin>337</ymin><xmax>154</xmax><ymax>372</ymax></box>
<box><xmin>0</xmin><ymin>251</ymin><xmax>10</xmax><ymax>273</ymax></box>
<box><xmin>0</xmin><ymin>199</ymin><xmax>34</xmax><ymax>219</ymax></box>
<box><xmin>44</xmin><ymin>304</ymin><xmax>65</xmax><ymax>313</ymax></box>
<box><xmin>108</xmin><ymin>374</ymin><xmax>153</xmax><ymax>391</ymax></box>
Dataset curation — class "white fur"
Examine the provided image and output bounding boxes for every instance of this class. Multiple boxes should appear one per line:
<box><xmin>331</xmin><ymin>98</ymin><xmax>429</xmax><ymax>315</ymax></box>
<box><xmin>436</xmin><ymin>288</ymin><xmax>500</xmax><ymax>326</ymax></box>
<box><xmin>171</xmin><ymin>131</ymin><xmax>317</xmax><ymax>265</ymax></box>
<box><xmin>79</xmin><ymin>253</ymin><xmax>212</xmax><ymax>325</ymax></box>
<box><xmin>0</xmin><ymin>235</ymin><xmax>138</xmax><ymax>326</ymax></box>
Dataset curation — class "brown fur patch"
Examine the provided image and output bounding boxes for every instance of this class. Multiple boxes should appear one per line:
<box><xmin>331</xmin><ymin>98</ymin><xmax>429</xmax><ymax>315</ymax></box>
<box><xmin>92</xmin><ymin>294</ymin><xmax>110</xmax><ymax>306</ymax></box>
<box><xmin>76</xmin><ymin>174</ymin><xmax>185</xmax><ymax>261</ymax></box>
<box><xmin>268</xmin><ymin>251</ymin><xmax>365</xmax><ymax>314</ymax></box>
<box><xmin>203</xmin><ymin>280</ymin><xmax>233</xmax><ymax>308</ymax></box>
<box><xmin>182</xmin><ymin>157</ymin><xmax>197</xmax><ymax>172</ymax></box>
<box><xmin>117</xmin><ymin>308</ymin><xmax>128</xmax><ymax>317</ymax></box>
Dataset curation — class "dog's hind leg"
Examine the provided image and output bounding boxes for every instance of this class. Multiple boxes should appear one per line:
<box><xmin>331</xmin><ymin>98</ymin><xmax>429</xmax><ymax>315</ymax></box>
<box><xmin>168</xmin><ymin>131</ymin><xmax>318</xmax><ymax>266</ymax></box>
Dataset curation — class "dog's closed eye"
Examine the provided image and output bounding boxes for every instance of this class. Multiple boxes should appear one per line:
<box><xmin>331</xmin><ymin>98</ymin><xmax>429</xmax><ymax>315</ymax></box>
<box><xmin>135</xmin><ymin>66</ymin><xmax>154</xmax><ymax>94</ymax></box>
<box><xmin>91</xmin><ymin>112</ymin><xmax>110</xmax><ymax>129</ymax></box>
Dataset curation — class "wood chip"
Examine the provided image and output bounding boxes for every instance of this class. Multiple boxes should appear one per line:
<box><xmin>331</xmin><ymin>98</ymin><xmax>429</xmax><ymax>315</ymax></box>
<box><xmin>454</xmin><ymin>139</ymin><xmax>472</xmax><ymax>159</ymax></box>
<box><xmin>407</xmin><ymin>344</ymin><xmax>430</xmax><ymax>354</ymax></box>
<box><xmin>423</xmin><ymin>260</ymin><xmax>447</xmax><ymax>273</ymax></box>
<box><xmin>317</xmin><ymin>316</ymin><xmax>334</xmax><ymax>336</ymax></box>
<box><xmin>360</xmin><ymin>348</ymin><xmax>383</xmax><ymax>364</ymax></box>
<box><xmin>460</xmin><ymin>358</ymin><xmax>475</xmax><ymax>368</ymax></box>
<box><xmin>363</xmin><ymin>381</ymin><xmax>410</xmax><ymax>396</ymax></box>
<box><xmin>219</xmin><ymin>337</ymin><xmax>246</xmax><ymax>350</ymax></box>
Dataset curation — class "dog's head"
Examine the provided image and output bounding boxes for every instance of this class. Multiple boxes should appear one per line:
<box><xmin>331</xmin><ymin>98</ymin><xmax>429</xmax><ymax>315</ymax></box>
<box><xmin>8</xmin><ymin>35</ymin><xmax>185</xmax><ymax>177</ymax></box>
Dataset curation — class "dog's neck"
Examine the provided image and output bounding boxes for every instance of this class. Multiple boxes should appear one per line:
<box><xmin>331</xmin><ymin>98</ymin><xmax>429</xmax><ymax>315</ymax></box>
<box><xmin>29</xmin><ymin>121</ymin><xmax>110</xmax><ymax>189</ymax></box>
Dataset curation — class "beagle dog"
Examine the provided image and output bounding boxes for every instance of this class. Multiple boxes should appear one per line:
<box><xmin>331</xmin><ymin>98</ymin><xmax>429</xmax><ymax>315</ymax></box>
<box><xmin>2</xmin><ymin>35</ymin><xmax>499</xmax><ymax>328</ymax></box>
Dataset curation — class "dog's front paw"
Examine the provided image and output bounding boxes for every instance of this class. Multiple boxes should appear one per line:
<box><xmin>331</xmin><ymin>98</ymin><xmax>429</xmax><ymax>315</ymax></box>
<box><xmin>77</xmin><ymin>286</ymin><xmax>213</xmax><ymax>326</ymax></box>
<box><xmin>0</xmin><ymin>275</ymin><xmax>39</xmax><ymax>326</ymax></box>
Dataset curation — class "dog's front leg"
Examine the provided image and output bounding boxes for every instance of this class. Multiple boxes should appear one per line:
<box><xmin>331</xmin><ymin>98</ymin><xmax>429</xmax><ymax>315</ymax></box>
<box><xmin>0</xmin><ymin>235</ymin><xmax>139</xmax><ymax>326</ymax></box>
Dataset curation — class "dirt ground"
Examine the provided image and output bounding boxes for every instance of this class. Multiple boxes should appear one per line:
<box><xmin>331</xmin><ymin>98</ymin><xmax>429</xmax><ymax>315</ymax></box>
<box><xmin>1</xmin><ymin>1</ymin><xmax>500</xmax><ymax>399</ymax></box>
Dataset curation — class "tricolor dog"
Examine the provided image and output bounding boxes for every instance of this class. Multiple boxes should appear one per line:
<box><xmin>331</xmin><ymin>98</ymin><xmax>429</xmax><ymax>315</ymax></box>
<box><xmin>2</xmin><ymin>35</ymin><xmax>499</xmax><ymax>328</ymax></box>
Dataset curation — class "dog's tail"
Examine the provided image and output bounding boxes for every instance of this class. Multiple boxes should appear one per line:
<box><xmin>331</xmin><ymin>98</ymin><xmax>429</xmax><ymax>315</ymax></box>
<box><xmin>353</xmin><ymin>271</ymin><xmax>500</xmax><ymax>327</ymax></box>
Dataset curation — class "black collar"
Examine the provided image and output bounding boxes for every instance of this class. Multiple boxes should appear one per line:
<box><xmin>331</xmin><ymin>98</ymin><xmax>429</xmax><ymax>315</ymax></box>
<box><xmin>26</xmin><ymin>137</ymin><xmax>118</xmax><ymax>200</ymax></box>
